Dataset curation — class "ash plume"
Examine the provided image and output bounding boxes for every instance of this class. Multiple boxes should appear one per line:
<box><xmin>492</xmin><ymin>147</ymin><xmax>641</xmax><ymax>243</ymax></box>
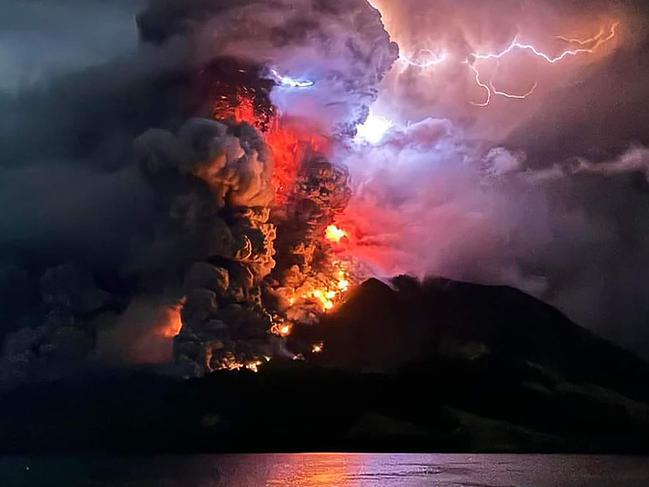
<box><xmin>137</xmin><ymin>0</ymin><xmax>398</xmax><ymax>135</ymax></box>
<box><xmin>0</xmin><ymin>0</ymin><xmax>397</xmax><ymax>385</ymax></box>
<box><xmin>135</xmin><ymin>117</ymin><xmax>280</xmax><ymax>374</ymax></box>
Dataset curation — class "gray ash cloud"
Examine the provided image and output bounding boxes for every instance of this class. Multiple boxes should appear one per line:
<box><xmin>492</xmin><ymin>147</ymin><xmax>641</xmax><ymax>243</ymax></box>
<box><xmin>0</xmin><ymin>0</ymin><xmax>397</xmax><ymax>385</ymax></box>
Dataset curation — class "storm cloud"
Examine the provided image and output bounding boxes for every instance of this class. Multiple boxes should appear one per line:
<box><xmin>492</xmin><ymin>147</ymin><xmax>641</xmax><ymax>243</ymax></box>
<box><xmin>338</xmin><ymin>0</ymin><xmax>649</xmax><ymax>357</ymax></box>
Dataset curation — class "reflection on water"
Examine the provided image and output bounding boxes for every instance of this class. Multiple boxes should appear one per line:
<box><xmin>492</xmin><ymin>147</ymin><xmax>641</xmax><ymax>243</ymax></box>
<box><xmin>2</xmin><ymin>453</ymin><xmax>649</xmax><ymax>487</ymax></box>
<box><xmin>215</xmin><ymin>454</ymin><xmax>649</xmax><ymax>487</ymax></box>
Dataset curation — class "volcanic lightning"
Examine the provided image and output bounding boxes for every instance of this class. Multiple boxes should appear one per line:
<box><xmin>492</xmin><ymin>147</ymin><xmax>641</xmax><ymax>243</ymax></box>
<box><xmin>395</xmin><ymin>21</ymin><xmax>620</xmax><ymax>106</ymax></box>
<box><xmin>269</xmin><ymin>68</ymin><xmax>315</xmax><ymax>88</ymax></box>
<box><xmin>467</xmin><ymin>61</ymin><xmax>539</xmax><ymax>107</ymax></box>
<box><xmin>355</xmin><ymin>112</ymin><xmax>393</xmax><ymax>144</ymax></box>
<box><xmin>146</xmin><ymin>0</ymin><xmax>623</xmax><ymax>378</ymax></box>
<box><xmin>467</xmin><ymin>21</ymin><xmax>619</xmax><ymax>105</ymax></box>
<box><xmin>470</xmin><ymin>22</ymin><xmax>620</xmax><ymax>64</ymax></box>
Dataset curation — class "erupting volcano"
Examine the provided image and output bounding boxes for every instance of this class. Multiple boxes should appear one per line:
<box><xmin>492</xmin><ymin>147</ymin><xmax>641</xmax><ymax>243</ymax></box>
<box><xmin>124</xmin><ymin>0</ymin><xmax>399</xmax><ymax>376</ymax></box>
<box><xmin>7</xmin><ymin>0</ymin><xmax>649</xmax><ymax>465</ymax></box>
<box><xmin>3</xmin><ymin>0</ymin><xmax>646</xmax><ymax>395</ymax></box>
<box><xmin>132</xmin><ymin>0</ymin><xmax>627</xmax><ymax>376</ymax></box>
<box><xmin>171</xmin><ymin>71</ymin><xmax>383</xmax><ymax>374</ymax></box>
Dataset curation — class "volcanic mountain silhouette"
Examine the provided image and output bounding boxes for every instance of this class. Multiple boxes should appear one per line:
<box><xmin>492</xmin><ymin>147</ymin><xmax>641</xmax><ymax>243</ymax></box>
<box><xmin>309</xmin><ymin>276</ymin><xmax>649</xmax><ymax>403</ymax></box>
<box><xmin>3</xmin><ymin>276</ymin><xmax>649</xmax><ymax>453</ymax></box>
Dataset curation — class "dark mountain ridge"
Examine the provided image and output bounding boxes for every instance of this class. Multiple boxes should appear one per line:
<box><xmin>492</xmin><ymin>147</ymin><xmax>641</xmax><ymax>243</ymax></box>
<box><xmin>307</xmin><ymin>276</ymin><xmax>649</xmax><ymax>403</ymax></box>
<box><xmin>2</xmin><ymin>276</ymin><xmax>648</xmax><ymax>453</ymax></box>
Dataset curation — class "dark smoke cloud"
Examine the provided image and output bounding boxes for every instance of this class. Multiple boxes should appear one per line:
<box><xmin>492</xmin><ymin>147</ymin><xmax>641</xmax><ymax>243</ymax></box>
<box><xmin>0</xmin><ymin>0</ymin><xmax>144</xmax><ymax>92</ymax></box>
<box><xmin>137</xmin><ymin>0</ymin><xmax>397</xmax><ymax>134</ymax></box>
<box><xmin>0</xmin><ymin>0</ymin><xmax>396</xmax><ymax>385</ymax></box>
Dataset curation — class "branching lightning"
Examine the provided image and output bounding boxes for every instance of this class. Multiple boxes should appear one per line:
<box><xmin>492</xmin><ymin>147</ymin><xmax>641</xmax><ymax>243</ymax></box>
<box><xmin>471</xmin><ymin>22</ymin><xmax>619</xmax><ymax>64</ymax></box>
<box><xmin>397</xmin><ymin>22</ymin><xmax>620</xmax><ymax>106</ymax></box>
<box><xmin>491</xmin><ymin>79</ymin><xmax>538</xmax><ymax>100</ymax></box>
<box><xmin>555</xmin><ymin>27</ymin><xmax>606</xmax><ymax>46</ymax></box>
<box><xmin>466</xmin><ymin>62</ymin><xmax>492</xmax><ymax>107</ymax></box>
<box><xmin>467</xmin><ymin>60</ymin><xmax>538</xmax><ymax>107</ymax></box>
<box><xmin>467</xmin><ymin>22</ymin><xmax>619</xmax><ymax>106</ymax></box>
<box><xmin>269</xmin><ymin>68</ymin><xmax>315</xmax><ymax>88</ymax></box>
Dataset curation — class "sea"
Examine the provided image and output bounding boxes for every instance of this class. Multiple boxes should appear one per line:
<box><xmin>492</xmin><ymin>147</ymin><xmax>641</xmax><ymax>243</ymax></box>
<box><xmin>2</xmin><ymin>453</ymin><xmax>649</xmax><ymax>486</ymax></box>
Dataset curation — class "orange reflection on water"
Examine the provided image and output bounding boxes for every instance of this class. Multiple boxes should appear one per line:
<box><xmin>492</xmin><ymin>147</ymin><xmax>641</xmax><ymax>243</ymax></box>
<box><xmin>265</xmin><ymin>453</ymin><xmax>363</xmax><ymax>487</ymax></box>
<box><xmin>214</xmin><ymin>453</ymin><xmax>365</xmax><ymax>487</ymax></box>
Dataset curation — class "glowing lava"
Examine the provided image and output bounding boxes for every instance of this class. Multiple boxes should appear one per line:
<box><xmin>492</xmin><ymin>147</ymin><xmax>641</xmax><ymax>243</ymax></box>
<box><xmin>270</xmin><ymin>322</ymin><xmax>293</xmax><ymax>337</ymax></box>
<box><xmin>301</xmin><ymin>266</ymin><xmax>353</xmax><ymax>312</ymax></box>
<box><xmin>213</xmin><ymin>89</ymin><xmax>328</xmax><ymax>205</ymax></box>
<box><xmin>216</xmin><ymin>354</ymin><xmax>270</xmax><ymax>373</ymax></box>
<box><xmin>325</xmin><ymin>224</ymin><xmax>348</xmax><ymax>244</ymax></box>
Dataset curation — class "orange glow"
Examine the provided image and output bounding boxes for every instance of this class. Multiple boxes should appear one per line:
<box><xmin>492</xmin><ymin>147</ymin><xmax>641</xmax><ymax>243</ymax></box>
<box><xmin>295</xmin><ymin>262</ymin><xmax>354</xmax><ymax>314</ymax></box>
<box><xmin>325</xmin><ymin>224</ymin><xmax>348</xmax><ymax>244</ymax></box>
<box><xmin>160</xmin><ymin>299</ymin><xmax>185</xmax><ymax>338</ymax></box>
<box><xmin>271</xmin><ymin>321</ymin><xmax>293</xmax><ymax>337</ymax></box>
<box><xmin>312</xmin><ymin>342</ymin><xmax>324</xmax><ymax>353</ymax></box>
<box><xmin>213</xmin><ymin>90</ymin><xmax>329</xmax><ymax>205</ymax></box>
<box><xmin>211</xmin><ymin>85</ymin><xmax>353</xmax><ymax>356</ymax></box>
<box><xmin>265</xmin><ymin>124</ymin><xmax>303</xmax><ymax>205</ymax></box>
<box><xmin>266</xmin><ymin>121</ymin><xmax>330</xmax><ymax>205</ymax></box>
<box><xmin>216</xmin><ymin>354</ymin><xmax>269</xmax><ymax>373</ymax></box>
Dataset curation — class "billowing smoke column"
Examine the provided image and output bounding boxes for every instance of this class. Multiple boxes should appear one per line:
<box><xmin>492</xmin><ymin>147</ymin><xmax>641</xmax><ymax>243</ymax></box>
<box><xmin>137</xmin><ymin>0</ymin><xmax>398</xmax><ymax>136</ymax></box>
<box><xmin>131</xmin><ymin>0</ymin><xmax>398</xmax><ymax>374</ymax></box>
<box><xmin>135</xmin><ymin>118</ymin><xmax>278</xmax><ymax>374</ymax></box>
<box><xmin>0</xmin><ymin>0</ymin><xmax>397</xmax><ymax>385</ymax></box>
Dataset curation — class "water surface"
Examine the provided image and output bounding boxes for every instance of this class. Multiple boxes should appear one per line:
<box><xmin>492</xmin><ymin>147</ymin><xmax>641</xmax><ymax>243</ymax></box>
<box><xmin>3</xmin><ymin>453</ymin><xmax>649</xmax><ymax>486</ymax></box>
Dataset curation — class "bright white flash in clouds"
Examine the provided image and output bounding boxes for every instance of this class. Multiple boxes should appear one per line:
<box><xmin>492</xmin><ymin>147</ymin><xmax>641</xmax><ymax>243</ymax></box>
<box><xmin>400</xmin><ymin>48</ymin><xmax>448</xmax><ymax>68</ymax></box>
<box><xmin>355</xmin><ymin>112</ymin><xmax>393</xmax><ymax>144</ymax></box>
<box><xmin>269</xmin><ymin>68</ymin><xmax>315</xmax><ymax>88</ymax></box>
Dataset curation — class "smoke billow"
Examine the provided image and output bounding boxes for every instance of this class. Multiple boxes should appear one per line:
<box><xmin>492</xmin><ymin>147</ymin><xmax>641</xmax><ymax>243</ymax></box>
<box><xmin>137</xmin><ymin>0</ymin><xmax>398</xmax><ymax>135</ymax></box>
<box><xmin>0</xmin><ymin>0</ymin><xmax>397</xmax><ymax>385</ymax></box>
<box><xmin>134</xmin><ymin>117</ymin><xmax>280</xmax><ymax>374</ymax></box>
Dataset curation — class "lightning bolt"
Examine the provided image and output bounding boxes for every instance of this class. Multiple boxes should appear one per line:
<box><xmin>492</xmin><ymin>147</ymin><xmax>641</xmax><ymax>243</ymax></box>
<box><xmin>467</xmin><ymin>22</ymin><xmax>619</xmax><ymax>106</ymax></box>
<box><xmin>269</xmin><ymin>68</ymin><xmax>315</xmax><ymax>88</ymax></box>
<box><xmin>466</xmin><ymin>62</ymin><xmax>491</xmax><ymax>107</ymax></box>
<box><xmin>467</xmin><ymin>62</ymin><xmax>538</xmax><ymax>107</ymax></box>
<box><xmin>555</xmin><ymin>27</ymin><xmax>606</xmax><ymax>46</ymax></box>
<box><xmin>471</xmin><ymin>22</ymin><xmax>619</xmax><ymax>64</ymax></box>
<box><xmin>491</xmin><ymin>80</ymin><xmax>538</xmax><ymax>100</ymax></box>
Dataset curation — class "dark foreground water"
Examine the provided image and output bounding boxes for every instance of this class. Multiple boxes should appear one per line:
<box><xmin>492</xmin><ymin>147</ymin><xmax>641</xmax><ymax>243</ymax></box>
<box><xmin>2</xmin><ymin>454</ymin><xmax>649</xmax><ymax>487</ymax></box>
